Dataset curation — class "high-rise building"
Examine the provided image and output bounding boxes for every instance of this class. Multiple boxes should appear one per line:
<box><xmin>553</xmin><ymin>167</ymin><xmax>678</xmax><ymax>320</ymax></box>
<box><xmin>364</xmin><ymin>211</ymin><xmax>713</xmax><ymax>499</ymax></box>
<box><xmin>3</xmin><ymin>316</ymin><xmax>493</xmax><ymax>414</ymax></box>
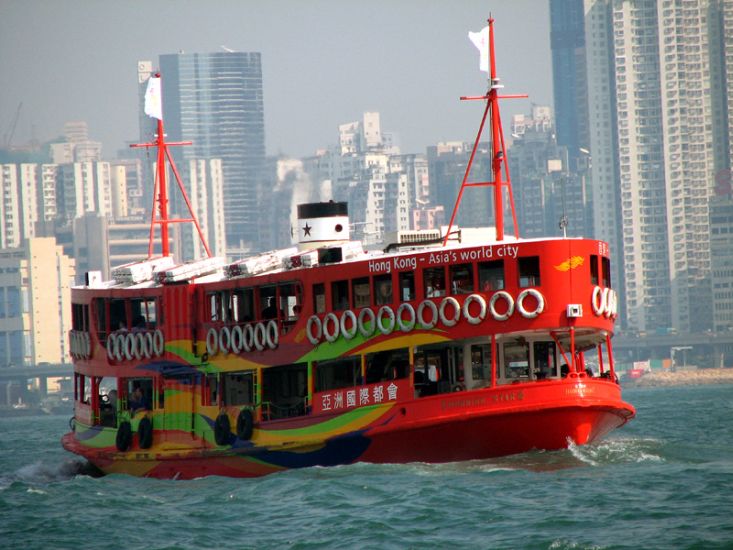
<box><xmin>555</xmin><ymin>0</ymin><xmax>733</xmax><ymax>333</ymax></box>
<box><xmin>550</xmin><ymin>0</ymin><xmax>590</xmax><ymax>159</ymax></box>
<box><xmin>0</xmin><ymin>238</ymin><xmax>75</xmax><ymax>367</ymax></box>
<box><xmin>152</xmin><ymin>51</ymin><xmax>266</xmax><ymax>252</ymax></box>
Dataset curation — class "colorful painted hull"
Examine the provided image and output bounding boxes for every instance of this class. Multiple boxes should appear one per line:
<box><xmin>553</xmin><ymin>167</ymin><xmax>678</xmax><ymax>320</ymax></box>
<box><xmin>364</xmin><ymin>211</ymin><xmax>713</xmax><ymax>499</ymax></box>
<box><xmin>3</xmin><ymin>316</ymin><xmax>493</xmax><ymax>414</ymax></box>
<box><xmin>62</xmin><ymin>375</ymin><xmax>633</xmax><ymax>479</ymax></box>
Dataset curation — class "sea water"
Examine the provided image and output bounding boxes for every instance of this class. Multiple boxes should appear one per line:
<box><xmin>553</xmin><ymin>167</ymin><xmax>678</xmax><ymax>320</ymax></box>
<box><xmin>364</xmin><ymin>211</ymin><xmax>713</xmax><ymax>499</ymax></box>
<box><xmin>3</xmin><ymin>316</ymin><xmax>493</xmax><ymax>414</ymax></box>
<box><xmin>1</xmin><ymin>384</ymin><xmax>732</xmax><ymax>549</ymax></box>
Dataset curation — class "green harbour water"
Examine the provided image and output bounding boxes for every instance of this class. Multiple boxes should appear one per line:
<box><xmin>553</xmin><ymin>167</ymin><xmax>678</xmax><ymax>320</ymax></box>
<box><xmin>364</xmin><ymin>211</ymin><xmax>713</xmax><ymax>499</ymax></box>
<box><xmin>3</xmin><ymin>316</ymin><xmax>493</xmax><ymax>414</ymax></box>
<box><xmin>1</xmin><ymin>384</ymin><xmax>732</xmax><ymax>549</ymax></box>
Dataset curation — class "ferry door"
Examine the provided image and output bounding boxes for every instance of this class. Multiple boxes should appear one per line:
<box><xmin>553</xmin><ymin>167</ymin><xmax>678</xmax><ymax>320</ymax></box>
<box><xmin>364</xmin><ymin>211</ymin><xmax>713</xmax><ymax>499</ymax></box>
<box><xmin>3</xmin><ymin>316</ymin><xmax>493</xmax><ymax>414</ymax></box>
<box><xmin>161</xmin><ymin>374</ymin><xmax>197</xmax><ymax>443</ymax></box>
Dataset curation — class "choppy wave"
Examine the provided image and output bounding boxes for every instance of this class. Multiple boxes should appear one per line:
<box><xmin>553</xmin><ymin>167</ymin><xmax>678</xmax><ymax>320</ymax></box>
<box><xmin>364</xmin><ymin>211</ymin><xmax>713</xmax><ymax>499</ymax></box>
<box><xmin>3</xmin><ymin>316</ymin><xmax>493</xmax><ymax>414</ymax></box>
<box><xmin>567</xmin><ymin>436</ymin><xmax>665</xmax><ymax>466</ymax></box>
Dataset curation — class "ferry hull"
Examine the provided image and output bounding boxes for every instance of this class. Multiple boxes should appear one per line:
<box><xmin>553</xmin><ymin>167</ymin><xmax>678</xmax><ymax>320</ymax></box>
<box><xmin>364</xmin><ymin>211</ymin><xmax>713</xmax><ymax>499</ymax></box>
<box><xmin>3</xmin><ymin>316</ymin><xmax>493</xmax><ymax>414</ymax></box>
<box><xmin>62</xmin><ymin>378</ymin><xmax>633</xmax><ymax>479</ymax></box>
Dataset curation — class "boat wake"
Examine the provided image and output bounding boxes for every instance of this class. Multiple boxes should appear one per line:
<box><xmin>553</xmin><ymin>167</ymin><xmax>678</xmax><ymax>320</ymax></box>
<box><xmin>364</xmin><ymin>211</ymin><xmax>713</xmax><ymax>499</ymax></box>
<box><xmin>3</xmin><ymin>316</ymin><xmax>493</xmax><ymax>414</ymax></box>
<box><xmin>567</xmin><ymin>436</ymin><xmax>665</xmax><ymax>466</ymax></box>
<box><xmin>0</xmin><ymin>458</ymin><xmax>103</xmax><ymax>490</ymax></box>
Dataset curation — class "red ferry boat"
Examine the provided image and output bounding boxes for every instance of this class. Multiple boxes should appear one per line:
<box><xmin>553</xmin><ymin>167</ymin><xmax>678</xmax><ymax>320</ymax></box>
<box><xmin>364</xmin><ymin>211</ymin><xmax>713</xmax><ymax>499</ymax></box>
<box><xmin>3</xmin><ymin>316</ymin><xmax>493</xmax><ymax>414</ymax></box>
<box><xmin>62</xmin><ymin>19</ymin><xmax>634</xmax><ymax>478</ymax></box>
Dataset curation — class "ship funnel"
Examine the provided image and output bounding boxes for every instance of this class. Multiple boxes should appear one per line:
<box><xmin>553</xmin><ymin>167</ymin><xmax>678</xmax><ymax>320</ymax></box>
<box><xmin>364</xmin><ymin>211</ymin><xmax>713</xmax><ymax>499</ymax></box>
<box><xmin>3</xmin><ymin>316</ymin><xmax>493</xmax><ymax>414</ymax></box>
<box><xmin>296</xmin><ymin>201</ymin><xmax>350</xmax><ymax>250</ymax></box>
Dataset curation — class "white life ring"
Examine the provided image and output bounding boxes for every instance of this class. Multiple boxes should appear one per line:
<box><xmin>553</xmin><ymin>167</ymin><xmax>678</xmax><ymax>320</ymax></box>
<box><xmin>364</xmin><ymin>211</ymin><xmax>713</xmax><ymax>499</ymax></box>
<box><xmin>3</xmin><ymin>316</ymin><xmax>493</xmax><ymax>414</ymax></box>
<box><xmin>322</xmin><ymin>312</ymin><xmax>340</xmax><ymax>343</ymax></box>
<box><xmin>206</xmin><ymin>327</ymin><xmax>219</xmax><ymax>356</ymax></box>
<box><xmin>417</xmin><ymin>300</ymin><xmax>439</xmax><ymax>329</ymax></box>
<box><xmin>242</xmin><ymin>323</ymin><xmax>255</xmax><ymax>352</ymax></box>
<box><xmin>439</xmin><ymin>297</ymin><xmax>461</xmax><ymax>327</ymax></box>
<box><xmin>340</xmin><ymin>310</ymin><xmax>358</xmax><ymax>340</ymax></box>
<box><xmin>134</xmin><ymin>332</ymin><xmax>145</xmax><ymax>360</ymax></box>
<box><xmin>69</xmin><ymin>332</ymin><xmax>77</xmax><ymax>359</ymax></box>
<box><xmin>124</xmin><ymin>332</ymin><xmax>135</xmax><ymax>361</ymax></box>
<box><xmin>604</xmin><ymin>289</ymin><xmax>615</xmax><ymax>318</ymax></box>
<box><xmin>107</xmin><ymin>333</ymin><xmax>116</xmax><ymax>361</ymax></box>
<box><xmin>230</xmin><ymin>325</ymin><xmax>243</xmax><ymax>354</ymax></box>
<box><xmin>253</xmin><ymin>322</ymin><xmax>267</xmax><ymax>351</ymax></box>
<box><xmin>517</xmin><ymin>288</ymin><xmax>545</xmax><ymax>319</ymax></box>
<box><xmin>306</xmin><ymin>316</ymin><xmax>322</xmax><ymax>345</ymax></box>
<box><xmin>489</xmin><ymin>291</ymin><xmax>515</xmax><ymax>321</ymax></box>
<box><xmin>591</xmin><ymin>285</ymin><xmax>606</xmax><ymax>316</ymax></box>
<box><xmin>396</xmin><ymin>303</ymin><xmax>416</xmax><ymax>332</ymax></box>
<box><xmin>463</xmin><ymin>294</ymin><xmax>487</xmax><ymax>325</ymax></box>
<box><xmin>219</xmin><ymin>326</ymin><xmax>231</xmax><ymax>355</ymax></box>
<box><xmin>358</xmin><ymin>308</ymin><xmax>376</xmax><ymax>337</ymax></box>
<box><xmin>153</xmin><ymin>329</ymin><xmax>164</xmax><ymax>357</ymax></box>
<box><xmin>266</xmin><ymin>319</ymin><xmax>279</xmax><ymax>349</ymax></box>
<box><xmin>143</xmin><ymin>331</ymin><xmax>153</xmax><ymax>359</ymax></box>
<box><xmin>83</xmin><ymin>332</ymin><xmax>91</xmax><ymax>358</ymax></box>
<box><xmin>376</xmin><ymin>305</ymin><xmax>396</xmax><ymax>334</ymax></box>
<box><xmin>114</xmin><ymin>333</ymin><xmax>125</xmax><ymax>362</ymax></box>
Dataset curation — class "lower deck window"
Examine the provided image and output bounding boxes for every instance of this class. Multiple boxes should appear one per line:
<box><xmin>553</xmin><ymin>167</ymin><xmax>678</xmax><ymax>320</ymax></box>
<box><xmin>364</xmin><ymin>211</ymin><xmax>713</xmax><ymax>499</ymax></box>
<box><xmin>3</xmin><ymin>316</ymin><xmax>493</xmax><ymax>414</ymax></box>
<box><xmin>316</xmin><ymin>357</ymin><xmax>361</xmax><ymax>392</ymax></box>
<box><xmin>262</xmin><ymin>364</ymin><xmax>308</xmax><ymax>420</ymax></box>
<box><xmin>222</xmin><ymin>372</ymin><xmax>255</xmax><ymax>406</ymax></box>
<box><xmin>365</xmin><ymin>348</ymin><xmax>409</xmax><ymax>384</ymax></box>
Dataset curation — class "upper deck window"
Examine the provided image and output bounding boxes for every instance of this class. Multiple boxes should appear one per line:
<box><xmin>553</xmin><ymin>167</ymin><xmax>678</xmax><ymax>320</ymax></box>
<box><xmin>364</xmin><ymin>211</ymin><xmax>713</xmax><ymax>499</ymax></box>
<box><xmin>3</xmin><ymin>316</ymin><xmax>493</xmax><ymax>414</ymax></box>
<box><xmin>259</xmin><ymin>286</ymin><xmax>277</xmax><ymax>319</ymax></box>
<box><xmin>353</xmin><ymin>277</ymin><xmax>370</xmax><ymax>308</ymax></box>
<box><xmin>518</xmin><ymin>256</ymin><xmax>541</xmax><ymax>288</ymax></box>
<box><xmin>233</xmin><ymin>288</ymin><xmax>255</xmax><ymax>322</ymax></box>
<box><xmin>332</xmin><ymin>280</ymin><xmax>350</xmax><ymax>311</ymax></box>
<box><xmin>313</xmin><ymin>284</ymin><xmax>326</xmax><ymax>314</ymax></box>
<box><xmin>449</xmin><ymin>263</ymin><xmax>474</xmax><ymax>295</ymax></box>
<box><xmin>590</xmin><ymin>255</ymin><xmax>599</xmax><ymax>285</ymax></box>
<box><xmin>374</xmin><ymin>274</ymin><xmax>393</xmax><ymax>305</ymax></box>
<box><xmin>398</xmin><ymin>271</ymin><xmax>415</xmax><ymax>301</ymax></box>
<box><xmin>110</xmin><ymin>299</ymin><xmax>127</xmax><ymax>331</ymax></box>
<box><xmin>602</xmin><ymin>257</ymin><xmax>611</xmax><ymax>287</ymax></box>
<box><xmin>424</xmin><ymin>267</ymin><xmax>446</xmax><ymax>298</ymax></box>
<box><xmin>479</xmin><ymin>260</ymin><xmax>505</xmax><ymax>291</ymax></box>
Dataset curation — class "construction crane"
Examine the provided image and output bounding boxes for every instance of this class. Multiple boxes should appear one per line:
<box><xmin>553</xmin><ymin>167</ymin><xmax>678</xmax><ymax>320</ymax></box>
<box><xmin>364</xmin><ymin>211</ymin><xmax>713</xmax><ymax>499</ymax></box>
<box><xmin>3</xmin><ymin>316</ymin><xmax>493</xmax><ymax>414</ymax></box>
<box><xmin>3</xmin><ymin>102</ymin><xmax>22</xmax><ymax>149</ymax></box>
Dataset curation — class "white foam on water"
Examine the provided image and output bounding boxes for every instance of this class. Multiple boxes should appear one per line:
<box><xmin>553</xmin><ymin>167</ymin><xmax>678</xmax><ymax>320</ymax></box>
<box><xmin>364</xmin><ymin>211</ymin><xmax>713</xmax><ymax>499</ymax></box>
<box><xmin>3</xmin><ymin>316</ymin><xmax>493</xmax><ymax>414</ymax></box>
<box><xmin>567</xmin><ymin>436</ymin><xmax>665</xmax><ymax>466</ymax></box>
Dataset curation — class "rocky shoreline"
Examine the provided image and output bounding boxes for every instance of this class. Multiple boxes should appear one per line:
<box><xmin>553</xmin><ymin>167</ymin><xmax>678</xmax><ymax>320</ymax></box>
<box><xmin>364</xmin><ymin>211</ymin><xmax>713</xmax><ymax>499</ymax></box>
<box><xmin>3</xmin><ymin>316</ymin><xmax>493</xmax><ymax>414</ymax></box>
<box><xmin>623</xmin><ymin>368</ymin><xmax>733</xmax><ymax>388</ymax></box>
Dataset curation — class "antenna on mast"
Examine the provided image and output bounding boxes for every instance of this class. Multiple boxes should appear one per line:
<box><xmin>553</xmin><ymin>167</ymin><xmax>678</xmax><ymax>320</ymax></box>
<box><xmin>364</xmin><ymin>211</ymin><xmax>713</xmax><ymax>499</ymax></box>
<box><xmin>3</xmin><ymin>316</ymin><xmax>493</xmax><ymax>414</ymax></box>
<box><xmin>442</xmin><ymin>17</ymin><xmax>527</xmax><ymax>245</ymax></box>
<box><xmin>130</xmin><ymin>73</ymin><xmax>213</xmax><ymax>260</ymax></box>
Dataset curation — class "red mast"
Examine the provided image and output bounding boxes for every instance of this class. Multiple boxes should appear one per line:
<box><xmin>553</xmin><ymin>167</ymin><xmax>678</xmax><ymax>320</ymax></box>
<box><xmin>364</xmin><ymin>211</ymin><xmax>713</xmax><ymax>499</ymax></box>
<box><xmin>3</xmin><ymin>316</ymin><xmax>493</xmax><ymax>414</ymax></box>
<box><xmin>442</xmin><ymin>18</ymin><xmax>525</xmax><ymax>245</ymax></box>
<box><xmin>130</xmin><ymin>73</ymin><xmax>212</xmax><ymax>259</ymax></box>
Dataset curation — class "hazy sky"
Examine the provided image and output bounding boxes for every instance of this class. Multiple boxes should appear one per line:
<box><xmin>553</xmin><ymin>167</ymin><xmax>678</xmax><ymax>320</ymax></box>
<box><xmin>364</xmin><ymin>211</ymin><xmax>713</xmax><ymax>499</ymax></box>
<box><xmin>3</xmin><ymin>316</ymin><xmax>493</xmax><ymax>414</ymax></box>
<box><xmin>0</xmin><ymin>0</ymin><xmax>551</xmax><ymax>159</ymax></box>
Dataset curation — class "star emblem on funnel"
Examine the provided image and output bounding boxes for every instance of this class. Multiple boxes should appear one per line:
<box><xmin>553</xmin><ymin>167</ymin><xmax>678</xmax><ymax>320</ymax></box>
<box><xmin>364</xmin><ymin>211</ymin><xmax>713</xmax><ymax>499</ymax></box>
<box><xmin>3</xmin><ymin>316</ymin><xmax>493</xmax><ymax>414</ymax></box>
<box><xmin>303</xmin><ymin>223</ymin><xmax>312</xmax><ymax>236</ymax></box>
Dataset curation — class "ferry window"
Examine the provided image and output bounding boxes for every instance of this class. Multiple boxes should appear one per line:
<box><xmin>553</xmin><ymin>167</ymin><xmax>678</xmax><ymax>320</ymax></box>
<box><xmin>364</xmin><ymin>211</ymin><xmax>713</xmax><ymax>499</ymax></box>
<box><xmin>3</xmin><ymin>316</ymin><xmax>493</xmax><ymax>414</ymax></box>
<box><xmin>262</xmin><ymin>363</ymin><xmax>308</xmax><ymax>419</ymax></box>
<box><xmin>95</xmin><ymin>299</ymin><xmax>107</xmax><ymax>339</ymax></box>
<box><xmin>590</xmin><ymin>255</ymin><xmax>599</xmax><ymax>285</ymax></box>
<box><xmin>126</xmin><ymin>378</ymin><xmax>153</xmax><ymax>413</ymax></box>
<box><xmin>470</xmin><ymin>344</ymin><xmax>492</xmax><ymax>388</ymax></box>
<box><xmin>131</xmin><ymin>298</ymin><xmax>157</xmax><ymax>329</ymax></box>
<box><xmin>204</xmin><ymin>373</ymin><xmax>219</xmax><ymax>406</ymax></box>
<box><xmin>98</xmin><ymin>377</ymin><xmax>118</xmax><ymax>427</ymax></box>
<box><xmin>222</xmin><ymin>371</ymin><xmax>255</xmax><ymax>406</ymax></box>
<box><xmin>352</xmin><ymin>277</ymin><xmax>371</xmax><ymax>308</ymax></box>
<box><xmin>398</xmin><ymin>272</ymin><xmax>415</xmax><ymax>301</ymax></box>
<box><xmin>518</xmin><ymin>256</ymin><xmax>541</xmax><ymax>288</ymax></box>
<box><xmin>374</xmin><ymin>274</ymin><xmax>393</xmax><ymax>305</ymax></box>
<box><xmin>502</xmin><ymin>339</ymin><xmax>530</xmax><ymax>381</ymax></box>
<box><xmin>423</xmin><ymin>267</ymin><xmax>446</xmax><ymax>298</ymax></box>
<box><xmin>479</xmin><ymin>260</ymin><xmax>505</xmax><ymax>291</ymax></box>
<box><xmin>279</xmin><ymin>283</ymin><xmax>301</xmax><ymax>322</ymax></box>
<box><xmin>332</xmin><ymin>280</ymin><xmax>350</xmax><ymax>311</ymax></box>
<box><xmin>602</xmin><ymin>257</ymin><xmax>611</xmax><ymax>287</ymax></box>
<box><xmin>259</xmin><ymin>286</ymin><xmax>277</xmax><ymax>319</ymax></box>
<box><xmin>366</xmin><ymin>348</ymin><xmax>409</xmax><ymax>383</ymax></box>
<box><xmin>316</xmin><ymin>357</ymin><xmax>361</xmax><ymax>392</ymax></box>
<box><xmin>72</xmin><ymin>303</ymin><xmax>86</xmax><ymax>331</ymax></box>
<box><xmin>534</xmin><ymin>341</ymin><xmax>557</xmax><ymax>379</ymax></box>
<box><xmin>110</xmin><ymin>299</ymin><xmax>127</xmax><ymax>331</ymax></box>
<box><xmin>208</xmin><ymin>292</ymin><xmax>220</xmax><ymax>322</ymax></box>
<box><xmin>313</xmin><ymin>283</ymin><xmax>326</xmax><ymax>314</ymax></box>
<box><xmin>449</xmin><ymin>264</ymin><xmax>474</xmax><ymax>295</ymax></box>
<box><xmin>233</xmin><ymin>288</ymin><xmax>255</xmax><ymax>322</ymax></box>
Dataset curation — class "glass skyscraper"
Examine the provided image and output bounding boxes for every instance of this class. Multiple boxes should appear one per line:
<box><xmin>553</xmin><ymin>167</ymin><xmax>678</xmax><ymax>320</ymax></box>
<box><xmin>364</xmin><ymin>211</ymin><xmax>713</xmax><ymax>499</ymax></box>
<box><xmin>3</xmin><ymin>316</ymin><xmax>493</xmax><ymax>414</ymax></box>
<box><xmin>157</xmin><ymin>51</ymin><xmax>266</xmax><ymax>251</ymax></box>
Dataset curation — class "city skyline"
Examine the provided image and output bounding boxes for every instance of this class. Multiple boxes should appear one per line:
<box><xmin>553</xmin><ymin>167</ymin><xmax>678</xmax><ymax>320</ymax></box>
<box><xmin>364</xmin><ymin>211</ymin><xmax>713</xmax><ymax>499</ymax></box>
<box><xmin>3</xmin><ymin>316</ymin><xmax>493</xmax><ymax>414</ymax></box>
<box><xmin>0</xmin><ymin>1</ymin><xmax>551</xmax><ymax>159</ymax></box>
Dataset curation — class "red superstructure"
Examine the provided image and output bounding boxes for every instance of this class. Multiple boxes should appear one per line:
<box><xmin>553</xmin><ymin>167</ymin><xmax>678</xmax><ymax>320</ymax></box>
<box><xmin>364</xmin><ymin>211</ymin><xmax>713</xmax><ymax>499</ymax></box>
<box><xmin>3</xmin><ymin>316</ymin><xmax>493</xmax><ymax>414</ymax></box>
<box><xmin>62</xmin><ymin>19</ymin><xmax>634</xmax><ymax>479</ymax></box>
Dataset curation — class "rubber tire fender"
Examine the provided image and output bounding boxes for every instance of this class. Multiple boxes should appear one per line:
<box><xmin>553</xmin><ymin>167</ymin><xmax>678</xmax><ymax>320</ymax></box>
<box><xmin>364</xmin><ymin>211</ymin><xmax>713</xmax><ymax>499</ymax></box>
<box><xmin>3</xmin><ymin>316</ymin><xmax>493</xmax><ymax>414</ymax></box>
<box><xmin>236</xmin><ymin>409</ymin><xmax>254</xmax><ymax>440</ymax></box>
<box><xmin>214</xmin><ymin>413</ymin><xmax>231</xmax><ymax>446</ymax></box>
<box><xmin>116</xmin><ymin>420</ymin><xmax>132</xmax><ymax>452</ymax></box>
<box><xmin>138</xmin><ymin>416</ymin><xmax>153</xmax><ymax>449</ymax></box>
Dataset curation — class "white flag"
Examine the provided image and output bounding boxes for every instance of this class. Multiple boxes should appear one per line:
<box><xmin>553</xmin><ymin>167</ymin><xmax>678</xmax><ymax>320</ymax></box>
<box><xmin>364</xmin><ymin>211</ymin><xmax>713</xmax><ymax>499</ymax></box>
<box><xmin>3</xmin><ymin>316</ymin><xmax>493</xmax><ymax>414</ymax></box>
<box><xmin>144</xmin><ymin>76</ymin><xmax>163</xmax><ymax>120</ymax></box>
<box><xmin>468</xmin><ymin>26</ymin><xmax>489</xmax><ymax>72</ymax></box>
